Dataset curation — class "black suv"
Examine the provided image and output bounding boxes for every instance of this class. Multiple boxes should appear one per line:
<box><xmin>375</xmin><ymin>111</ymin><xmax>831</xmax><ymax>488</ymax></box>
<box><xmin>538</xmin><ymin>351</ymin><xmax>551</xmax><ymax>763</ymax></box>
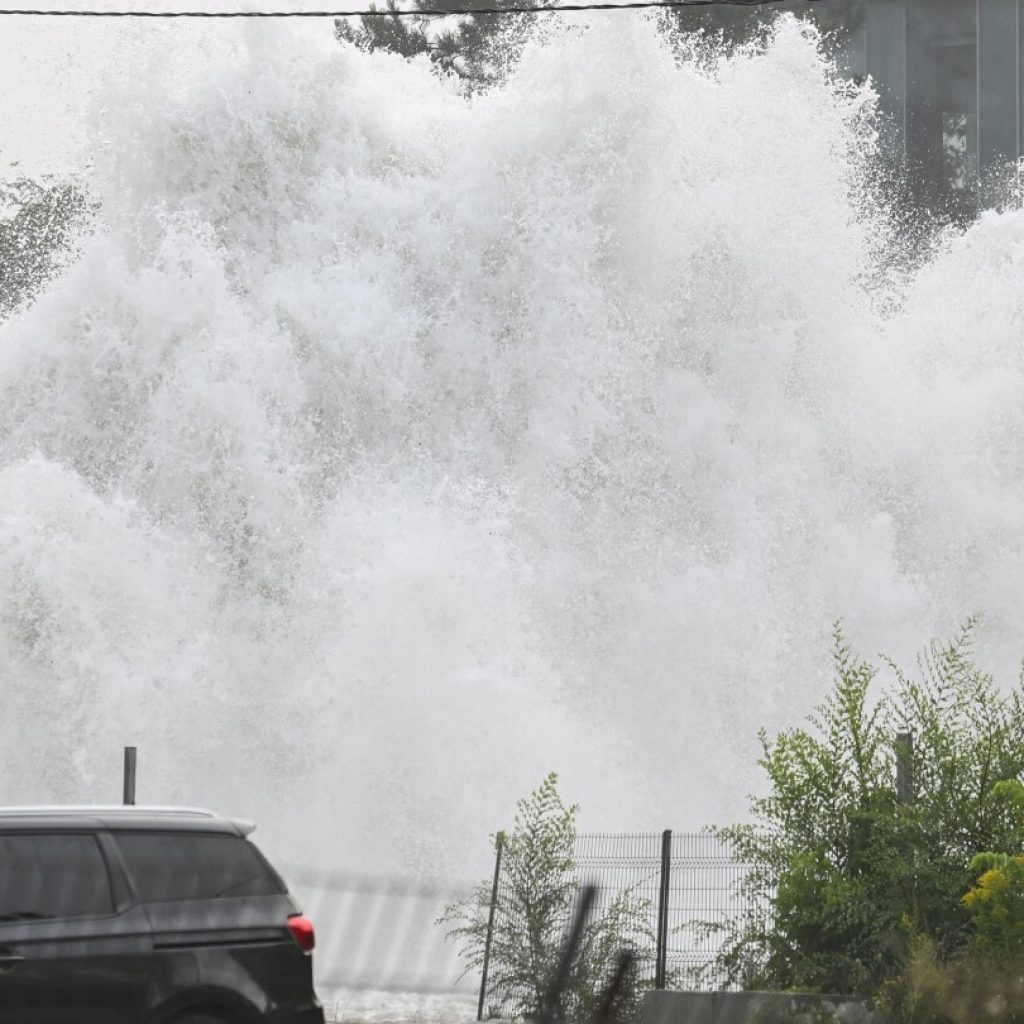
<box><xmin>0</xmin><ymin>806</ymin><xmax>325</xmax><ymax>1024</ymax></box>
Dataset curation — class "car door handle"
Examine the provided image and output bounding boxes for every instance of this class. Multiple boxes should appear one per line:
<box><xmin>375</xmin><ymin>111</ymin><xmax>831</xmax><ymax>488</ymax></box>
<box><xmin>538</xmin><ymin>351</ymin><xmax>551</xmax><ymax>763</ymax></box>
<box><xmin>0</xmin><ymin>954</ymin><xmax>25</xmax><ymax>972</ymax></box>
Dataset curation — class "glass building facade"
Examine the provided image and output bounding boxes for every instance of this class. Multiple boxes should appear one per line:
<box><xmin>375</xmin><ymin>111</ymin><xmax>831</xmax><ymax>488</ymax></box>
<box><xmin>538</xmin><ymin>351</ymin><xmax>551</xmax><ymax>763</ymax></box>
<box><xmin>853</xmin><ymin>0</ymin><xmax>1023</xmax><ymax>212</ymax></box>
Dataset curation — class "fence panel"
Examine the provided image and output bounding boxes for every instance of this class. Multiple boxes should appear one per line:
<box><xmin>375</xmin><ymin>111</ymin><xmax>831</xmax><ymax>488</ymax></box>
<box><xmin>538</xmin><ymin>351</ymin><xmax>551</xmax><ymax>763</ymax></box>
<box><xmin>284</xmin><ymin>866</ymin><xmax>479</xmax><ymax>1003</ymax></box>
<box><xmin>481</xmin><ymin>831</ymin><xmax>756</xmax><ymax>1019</ymax></box>
<box><xmin>664</xmin><ymin>832</ymin><xmax>753</xmax><ymax>990</ymax></box>
<box><xmin>280</xmin><ymin>831</ymin><xmax>757</xmax><ymax>1020</ymax></box>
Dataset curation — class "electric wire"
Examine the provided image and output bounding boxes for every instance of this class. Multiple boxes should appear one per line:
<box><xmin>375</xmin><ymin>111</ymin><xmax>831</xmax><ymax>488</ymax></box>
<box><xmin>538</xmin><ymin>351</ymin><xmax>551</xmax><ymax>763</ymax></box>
<box><xmin>0</xmin><ymin>0</ymin><xmax>812</xmax><ymax>17</ymax></box>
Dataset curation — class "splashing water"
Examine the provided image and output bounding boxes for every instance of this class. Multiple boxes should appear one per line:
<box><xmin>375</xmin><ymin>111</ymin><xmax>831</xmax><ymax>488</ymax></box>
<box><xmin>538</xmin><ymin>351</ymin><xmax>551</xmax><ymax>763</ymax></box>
<box><xmin>1</xmin><ymin>15</ymin><xmax>1023</xmax><ymax>876</ymax></box>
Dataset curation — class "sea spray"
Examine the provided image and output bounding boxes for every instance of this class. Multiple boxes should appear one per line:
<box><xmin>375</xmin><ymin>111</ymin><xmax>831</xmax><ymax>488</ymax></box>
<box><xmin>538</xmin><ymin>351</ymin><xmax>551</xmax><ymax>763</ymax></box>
<box><xmin>1</xmin><ymin>15</ymin><xmax>1023</xmax><ymax>878</ymax></box>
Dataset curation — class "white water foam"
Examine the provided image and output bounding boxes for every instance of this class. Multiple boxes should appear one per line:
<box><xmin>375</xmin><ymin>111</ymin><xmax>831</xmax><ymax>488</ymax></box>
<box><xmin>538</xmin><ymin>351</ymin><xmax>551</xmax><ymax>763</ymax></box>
<box><xmin>1</xmin><ymin>15</ymin><xmax>1023</xmax><ymax>881</ymax></box>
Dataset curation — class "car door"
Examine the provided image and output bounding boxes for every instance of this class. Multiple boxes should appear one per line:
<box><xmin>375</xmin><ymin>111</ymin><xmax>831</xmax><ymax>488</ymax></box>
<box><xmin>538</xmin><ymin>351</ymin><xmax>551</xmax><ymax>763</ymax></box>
<box><xmin>115</xmin><ymin>829</ymin><xmax>302</xmax><ymax>1015</ymax></box>
<box><xmin>0</xmin><ymin>830</ymin><xmax>153</xmax><ymax>1024</ymax></box>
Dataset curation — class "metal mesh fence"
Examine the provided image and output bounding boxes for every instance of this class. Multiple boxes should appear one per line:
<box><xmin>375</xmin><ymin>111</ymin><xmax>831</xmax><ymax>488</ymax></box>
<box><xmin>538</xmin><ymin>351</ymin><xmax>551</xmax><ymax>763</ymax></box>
<box><xmin>664</xmin><ymin>832</ymin><xmax>756</xmax><ymax>989</ymax></box>
<box><xmin>281</xmin><ymin>831</ymin><xmax>758</xmax><ymax>1017</ymax></box>
<box><xmin>482</xmin><ymin>831</ymin><xmax>757</xmax><ymax>1019</ymax></box>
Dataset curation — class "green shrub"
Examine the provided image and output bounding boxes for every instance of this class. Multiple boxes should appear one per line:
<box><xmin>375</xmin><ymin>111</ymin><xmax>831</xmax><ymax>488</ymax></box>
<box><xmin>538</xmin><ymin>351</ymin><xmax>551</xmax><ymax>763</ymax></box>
<box><xmin>959</xmin><ymin>781</ymin><xmax>1024</xmax><ymax>964</ymax></box>
<box><xmin>878</xmin><ymin>934</ymin><xmax>1024</xmax><ymax>1024</ymax></box>
<box><xmin>714</xmin><ymin>620</ymin><xmax>1024</xmax><ymax>998</ymax></box>
<box><xmin>860</xmin><ymin>764</ymin><xmax>1024</xmax><ymax>1022</ymax></box>
<box><xmin>441</xmin><ymin>773</ymin><xmax>653</xmax><ymax>1023</ymax></box>
<box><xmin>963</xmin><ymin>853</ymin><xmax>1024</xmax><ymax>961</ymax></box>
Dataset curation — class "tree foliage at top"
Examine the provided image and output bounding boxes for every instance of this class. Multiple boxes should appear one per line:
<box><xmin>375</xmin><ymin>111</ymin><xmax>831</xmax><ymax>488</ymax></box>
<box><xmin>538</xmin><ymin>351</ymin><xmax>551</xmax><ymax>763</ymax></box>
<box><xmin>441</xmin><ymin>772</ymin><xmax>653</xmax><ymax>1023</ymax></box>
<box><xmin>335</xmin><ymin>0</ymin><xmax>546</xmax><ymax>88</ymax></box>
<box><xmin>336</xmin><ymin>0</ymin><xmax>866</xmax><ymax>89</ymax></box>
<box><xmin>0</xmin><ymin>174</ymin><xmax>93</xmax><ymax>319</ymax></box>
<box><xmin>714</xmin><ymin>620</ymin><xmax>1024</xmax><ymax>997</ymax></box>
<box><xmin>661</xmin><ymin>0</ymin><xmax>865</xmax><ymax>57</ymax></box>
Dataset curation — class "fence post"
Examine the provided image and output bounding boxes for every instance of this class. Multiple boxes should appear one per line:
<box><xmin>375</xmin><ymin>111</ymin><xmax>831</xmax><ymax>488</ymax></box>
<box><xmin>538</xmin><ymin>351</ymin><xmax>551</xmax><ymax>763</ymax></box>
<box><xmin>477</xmin><ymin>830</ymin><xmax>505</xmax><ymax>1021</ymax></box>
<box><xmin>123</xmin><ymin>746</ymin><xmax>137</xmax><ymax>806</ymax></box>
<box><xmin>655</xmin><ymin>829</ymin><xmax>672</xmax><ymax>989</ymax></box>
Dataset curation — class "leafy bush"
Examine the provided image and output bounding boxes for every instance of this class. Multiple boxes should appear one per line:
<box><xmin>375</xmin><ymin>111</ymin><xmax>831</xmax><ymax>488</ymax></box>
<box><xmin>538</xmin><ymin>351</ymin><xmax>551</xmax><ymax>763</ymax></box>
<box><xmin>714</xmin><ymin>620</ymin><xmax>1024</xmax><ymax>997</ymax></box>
<box><xmin>441</xmin><ymin>773</ymin><xmax>653</xmax><ymax>1023</ymax></box>
<box><xmin>881</xmin><ymin>835</ymin><xmax>1024</xmax><ymax>1021</ymax></box>
<box><xmin>878</xmin><ymin>933</ymin><xmax>1024</xmax><ymax>1024</ymax></box>
<box><xmin>963</xmin><ymin>851</ymin><xmax>1024</xmax><ymax>961</ymax></box>
<box><xmin>958</xmin><ymin>780</ymin><xmax>1024</xmax><ymax>964</ymax></box>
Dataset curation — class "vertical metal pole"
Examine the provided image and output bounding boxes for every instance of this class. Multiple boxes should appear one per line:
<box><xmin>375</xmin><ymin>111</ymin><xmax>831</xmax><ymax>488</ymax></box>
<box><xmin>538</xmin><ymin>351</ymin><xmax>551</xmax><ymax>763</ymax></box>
<box><xmin>896</xmin><ymin>732</ymin><xmax>915</xmax><ymax>805</ymax></box>
<box><xmin>123</xmin><ymin>746</ymin><xmax>137</xmax><ymax>806</ymax></box>
<box><xmin>655</xmin><ymin>829</ymin><xmax>672</xmax><ymax>990</ymax></box>
<box><xmin>477</xmin><ymin>830</ymin><xmax>505</xmax><ymax>1021</ymax></box>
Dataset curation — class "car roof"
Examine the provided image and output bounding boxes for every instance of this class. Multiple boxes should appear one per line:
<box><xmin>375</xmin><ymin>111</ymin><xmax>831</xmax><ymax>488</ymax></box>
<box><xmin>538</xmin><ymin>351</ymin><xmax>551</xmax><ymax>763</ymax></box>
<box><xmin>0</xmin><ymin>806</ymin><xmax>256</xmax><ymax>836</ymax></box>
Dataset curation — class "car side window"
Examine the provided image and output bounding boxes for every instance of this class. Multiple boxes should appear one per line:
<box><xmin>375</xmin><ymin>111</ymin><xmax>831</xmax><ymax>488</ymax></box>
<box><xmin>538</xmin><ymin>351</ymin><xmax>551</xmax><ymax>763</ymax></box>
<box><xmin>0</xmin><ymin>833</ymin><xmax>114</xmax><ymax>920</ymax></box>
<box><xmin>115</xmin><ymin>832</ymin><xmax>284</xmax><ymax>903</ymax></box>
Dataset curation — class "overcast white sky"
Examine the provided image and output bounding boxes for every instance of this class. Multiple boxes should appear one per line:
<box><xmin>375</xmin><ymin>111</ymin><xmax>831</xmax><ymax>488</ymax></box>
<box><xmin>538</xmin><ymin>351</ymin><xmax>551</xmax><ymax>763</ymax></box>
<box><xmin>0</xmin><ymin>8</ymin><xmax>149</xmax><ymax>176</ymax></box>
<box><xmin>0</xmin><ymin>2</ymin><xmax>334</xmax><ymax>178</ymax></box>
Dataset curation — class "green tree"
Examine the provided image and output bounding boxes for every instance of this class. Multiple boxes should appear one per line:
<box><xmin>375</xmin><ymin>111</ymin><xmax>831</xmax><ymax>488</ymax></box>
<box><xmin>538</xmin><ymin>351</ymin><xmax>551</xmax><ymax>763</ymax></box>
<box><xmin>336</xmin><ymin>0</ymin><xmax>547</xmax><ymax>88</ymax></box>
<box><xmin>441</xmin><ymin>772</ymin><xmax>653</xmax><ymax>1022</ymax></box>
<box><xmin>715</xmin><ymin>621</ymin><xmax>1024</xmax><ymax>997</ymax></box>
<box><xmin>0</xmin><ymin>173</ymin><xmax>93</xmax><ymax>318</ymax></box>
<box><xmin>661</xmin><ymin>1</ymin><xmax>865</xmax><ymax>55</ymax></box>
<box><xmin>338</xmin><ymin>1</ymin><xmax>867</xmax><ymax>89</ymax></box>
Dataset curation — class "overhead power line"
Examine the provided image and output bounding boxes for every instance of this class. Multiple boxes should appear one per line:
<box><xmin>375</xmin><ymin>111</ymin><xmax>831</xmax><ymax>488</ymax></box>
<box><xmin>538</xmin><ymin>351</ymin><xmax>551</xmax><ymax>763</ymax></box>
<box><xmin>0</xmin><ymin>0</ymin><xmax>811</xmax><ymax>16</ymax></box>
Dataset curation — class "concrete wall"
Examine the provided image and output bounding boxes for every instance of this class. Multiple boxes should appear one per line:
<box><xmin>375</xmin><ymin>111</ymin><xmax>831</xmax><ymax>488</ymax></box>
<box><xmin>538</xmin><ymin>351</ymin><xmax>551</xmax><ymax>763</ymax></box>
<box><xmin>643</xmin><ymin>990</ymin><xmax>884</xmax><ymax>1024</ymax></box>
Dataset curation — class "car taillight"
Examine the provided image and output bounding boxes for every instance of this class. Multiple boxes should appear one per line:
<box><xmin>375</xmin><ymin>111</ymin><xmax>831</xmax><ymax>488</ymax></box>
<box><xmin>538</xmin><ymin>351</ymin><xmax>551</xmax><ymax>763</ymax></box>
<box><xmin>287</xmin><ymin>914</ymin><xmax>315</xmax><ymax>953</ymax></box>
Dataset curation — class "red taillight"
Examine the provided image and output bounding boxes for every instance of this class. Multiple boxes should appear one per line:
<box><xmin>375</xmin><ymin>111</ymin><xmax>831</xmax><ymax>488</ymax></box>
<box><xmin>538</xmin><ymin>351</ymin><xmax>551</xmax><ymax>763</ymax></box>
<box><xmin>287</xmin><ymin>914</ymin><xmax>315</xmax><ymax>953</ymax></box>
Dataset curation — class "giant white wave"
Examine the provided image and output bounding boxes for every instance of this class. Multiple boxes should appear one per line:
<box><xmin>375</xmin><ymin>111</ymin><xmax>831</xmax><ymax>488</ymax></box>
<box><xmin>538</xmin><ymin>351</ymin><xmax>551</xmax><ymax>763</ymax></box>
<box><xmin>1</xmin><ymin>14</ymin><xmax>1023</xmax><ymax>876</ymax></box>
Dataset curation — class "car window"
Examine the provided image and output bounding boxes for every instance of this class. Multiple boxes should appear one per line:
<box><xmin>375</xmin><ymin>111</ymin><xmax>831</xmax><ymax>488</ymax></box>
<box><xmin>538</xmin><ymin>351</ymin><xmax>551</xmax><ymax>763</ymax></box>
<box><xmin>115</xmin><ymin>832</ymin><xmax>284</xmax><ymax>903</ymax></box>
<box><xmin>0</xmin><ymin>833</ymin><xmax>114</xmax><ymax>920</ymax></box>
